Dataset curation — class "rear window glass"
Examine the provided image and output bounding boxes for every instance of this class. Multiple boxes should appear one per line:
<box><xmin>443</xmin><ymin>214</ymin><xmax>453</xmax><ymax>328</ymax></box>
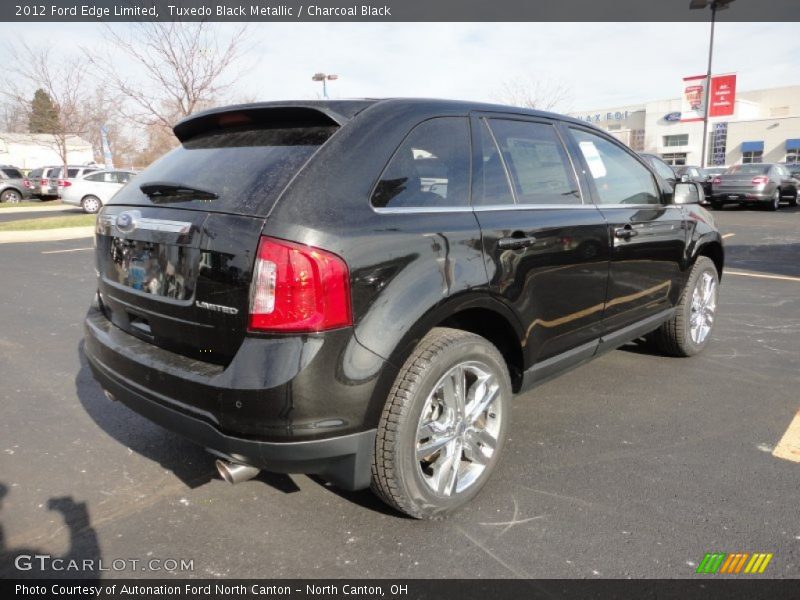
<box><xmin>1</xmin><ymin>168</ymin><xmax>23</xmax><ymax>178</ymax></box>
<box><xmin>725</xmin><ymin>164</ymin><xmax>770</xmax><ymax>175</ymax></box>
<box><xmin>110</xmin><ymin>126</ymin><xmax>336</xmax><ymax>215</ymax></box>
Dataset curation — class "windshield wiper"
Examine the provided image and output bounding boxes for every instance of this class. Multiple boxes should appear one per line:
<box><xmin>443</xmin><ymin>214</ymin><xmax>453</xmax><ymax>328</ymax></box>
<box><xmin>139</xmin><ymin>181</ymin><xmax>218</xmax><ymax>201</ymax></box>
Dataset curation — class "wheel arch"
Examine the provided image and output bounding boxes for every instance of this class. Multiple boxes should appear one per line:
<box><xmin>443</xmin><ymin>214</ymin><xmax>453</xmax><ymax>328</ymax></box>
<box><xmin>381</xmin><ymin>293</ymin><xmax>526</xmax><ymax>393</ymax></box>
<box><xmin>695</xmin><ymin>239</ymin><xmax>724</xmax><ymax>281</ymax></box>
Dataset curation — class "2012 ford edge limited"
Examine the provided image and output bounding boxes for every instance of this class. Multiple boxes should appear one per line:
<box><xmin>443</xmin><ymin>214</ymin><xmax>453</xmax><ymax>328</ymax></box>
<box><xmin>84</xmin><ymin>99</ymin><xmax>724</xmax><ymax>519</ymax></box>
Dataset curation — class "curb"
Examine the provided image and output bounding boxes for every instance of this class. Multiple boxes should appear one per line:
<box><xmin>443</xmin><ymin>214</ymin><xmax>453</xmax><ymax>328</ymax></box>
<box><xmin>0</xmin><ymin>226</ymin><xmax>94</xmax><ymax>244</ymax></box>
<box><xmin>0</xmin><ymin>203</ymin><xmax>77</xmax><ymax>215</ymax></box>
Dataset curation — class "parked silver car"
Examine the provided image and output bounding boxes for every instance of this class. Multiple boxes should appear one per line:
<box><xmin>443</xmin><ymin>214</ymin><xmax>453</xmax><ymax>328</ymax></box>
<box><xmin>60</xmin><ymin>169</ymin><xmax>136</xmax><ymax>213</ymax></box>
<box><xmin>0</xmin><ymin>165</ymin><xmax>33</xmax><ymax>203</ymax></box>
<box><xmin>711</xmin><ymin>163</ymin><xmax>800</xmax><ymax>211</ymax></box>
<box><xmin>47</xmin><ymin>165</ymin><xmax>101</xmax><ymax>199</ymax></box>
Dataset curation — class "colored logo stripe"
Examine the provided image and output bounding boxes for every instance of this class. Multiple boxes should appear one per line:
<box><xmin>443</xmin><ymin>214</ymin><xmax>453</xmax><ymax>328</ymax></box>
<box><xmin>696</xmin><ymin>552</ymin><xmax>772</xmax><ymax>574</ymax></box>
<box><xmin>744</xmin><ymin>553</ymin><xmax>773</xmax><ymax>574</ymax></box>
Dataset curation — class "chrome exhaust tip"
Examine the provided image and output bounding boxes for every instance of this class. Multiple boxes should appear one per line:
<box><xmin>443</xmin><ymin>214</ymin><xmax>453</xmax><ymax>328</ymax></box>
<box><xmin>215</xmin><ymin>459</ymin><xmax>260</xmax><ymax>485</ymax></box>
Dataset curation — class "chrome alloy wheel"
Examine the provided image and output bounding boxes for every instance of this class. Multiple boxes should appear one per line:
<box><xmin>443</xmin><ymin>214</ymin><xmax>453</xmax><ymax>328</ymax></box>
<box><xmin>415</xmin><ymin>361</ymin><xmax>503</xmax><ymax>497</ymax></box>
<box><xmin>690</xmin><ymin>271</ymin><xmax>717</xmax><ymax>344</ymax></box>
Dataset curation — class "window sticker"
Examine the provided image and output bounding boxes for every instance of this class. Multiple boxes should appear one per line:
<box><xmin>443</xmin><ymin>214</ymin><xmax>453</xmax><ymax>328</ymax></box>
<box><xmin>578</xmin><ymin>140</ymin><xmax>607</xmax><ymax>179</ymax></box>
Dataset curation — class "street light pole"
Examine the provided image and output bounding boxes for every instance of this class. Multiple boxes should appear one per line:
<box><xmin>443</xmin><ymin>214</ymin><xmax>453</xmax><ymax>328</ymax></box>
<box><xmin>312</xmin><ymin>72</ymin><xmax>339</xmax><ymax>99</ymax></box>
<box><xmin>699</xmin><ymin>3</ymin><xmax>717</xmax><ymax>168</ymax></box>
<box><xmin>690</xmin><ymin>0</ymin><xmax>735</xmax><ymax>168</ymax></box>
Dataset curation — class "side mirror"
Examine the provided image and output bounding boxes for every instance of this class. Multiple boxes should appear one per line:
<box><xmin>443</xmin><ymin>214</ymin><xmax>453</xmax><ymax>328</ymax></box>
<box><xmin>680</xmin><ymin>174</ymin><xmax>690</xmax><ymax>182</ymax></box>
<box><xmin>673</xmin><ymin>181</ymin><xmax>704</xmax><ymax>205</ymax></box>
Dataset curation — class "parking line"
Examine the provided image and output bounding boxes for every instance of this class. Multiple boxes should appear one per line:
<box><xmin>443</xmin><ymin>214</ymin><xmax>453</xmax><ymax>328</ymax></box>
<box><xmin>726</xmin><ymin>270</ymin><xmax>800</xmax><ymax>283</ymax></box>
<box><xmin>773</xmin><ymin>410</ymin><xmax>800</xmax><ymax>463</ymax></box>
<box><xmin>41</xmin><ymin>247</ymin><xmax>94</xmax><ymax>254</ymax></box>
<box><xmin>722</xmin><ymin>233</ymin><xmax>736</xmax><ymax>239</ymax></box>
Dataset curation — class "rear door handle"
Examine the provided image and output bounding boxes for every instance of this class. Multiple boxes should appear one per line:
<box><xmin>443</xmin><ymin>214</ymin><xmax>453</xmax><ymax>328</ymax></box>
<box><xmin>498</xmin><ymin>235</ymin><xmax>537</xmax><ymax>250</ymax></box>
<box><xmin>614</xmin><ymin>225</ymin><xmax>638</xmax><ymax>240</ymax></box>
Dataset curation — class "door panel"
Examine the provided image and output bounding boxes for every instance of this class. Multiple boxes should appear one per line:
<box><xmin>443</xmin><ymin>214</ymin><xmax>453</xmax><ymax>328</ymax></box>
<box><xmin>472</xmin><ymin>116</ymin><xmax>610</xmax><ymax>366</ymax></box>
<box><xmin>565</xmin><ymin>126</ymin><xmax>687</xmax><ymax>334</ymax></box>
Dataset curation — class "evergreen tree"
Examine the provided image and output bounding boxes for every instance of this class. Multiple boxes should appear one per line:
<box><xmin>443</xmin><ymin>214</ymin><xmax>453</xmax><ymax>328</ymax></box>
<box><xmin>28</xmin><ymin>89</ymin><xmax>59</xmax><ymax>133</ymax></box>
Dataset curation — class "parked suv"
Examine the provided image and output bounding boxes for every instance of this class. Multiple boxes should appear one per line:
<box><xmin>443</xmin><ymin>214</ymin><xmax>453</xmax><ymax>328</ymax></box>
<box><xmin>38</xmin><ymin>164</ymin><xmax>100</xmax><ymax>199</ymax></box>
<box><xmin>84</xmin><ymin>100</ymin><xmax>724</xmax><ymax>519</ymax></box>
<box><xmin>0</xmin><ymin>165</ymin><xmax>33</xmax><ymax>203</ymax></box>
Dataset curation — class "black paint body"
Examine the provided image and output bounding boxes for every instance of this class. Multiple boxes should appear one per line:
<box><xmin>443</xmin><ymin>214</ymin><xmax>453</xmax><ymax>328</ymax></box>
<box><xmin>84</xmin><ymin>99</ymin><xmax>724</xmax><ymax>490</ymax></box>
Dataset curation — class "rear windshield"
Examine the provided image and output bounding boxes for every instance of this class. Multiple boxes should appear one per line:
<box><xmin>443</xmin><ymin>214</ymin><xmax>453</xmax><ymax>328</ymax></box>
<box><xmin>109</xmin><ymin>126</ymin><xmax>337</xmax><ymax>215</ymax></box>
<box><xmin>2</xmin><ymin>168</ymin><xmax>23</xmax><ymax>178</ymax></box>
<box><xmin>725</xmin><ymin>164</ymin><xmax>770</xmax><ymax>175</ymax></box>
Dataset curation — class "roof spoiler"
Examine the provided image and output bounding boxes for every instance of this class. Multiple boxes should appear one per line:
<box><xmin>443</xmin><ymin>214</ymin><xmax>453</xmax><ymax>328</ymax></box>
<box><xmin>173</xmin><ymin>103</ymin><xmax>348</xmax><ymax>142</ymax></box>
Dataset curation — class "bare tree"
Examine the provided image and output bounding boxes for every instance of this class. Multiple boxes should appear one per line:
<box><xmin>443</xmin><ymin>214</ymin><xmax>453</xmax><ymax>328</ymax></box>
<box><xmin>0</xmin><ymin>99</ymin><xmax>28</xmax><ymax>133</ymax></box>
<box><xmin>496</xmin><ymin>78</ymin><xmax>573</xmax><ymax>113</ymax></box>
<box><xmin>1</xmin><ymin>43</ymin><xmax>98</xmax><ymax>170</ymax></box>
<box><xmin>87</xmin><ymin>22</ymin><xmax>251</xmax><ymax>132</ymax></box>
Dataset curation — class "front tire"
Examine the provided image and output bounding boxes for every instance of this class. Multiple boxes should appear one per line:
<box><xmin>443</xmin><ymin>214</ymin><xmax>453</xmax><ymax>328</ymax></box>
<box><xmin>371</xmin><ymin>328</ymin><xmax>511</xmax><ymax>519</ymax></box>
<box><xmin>81</xmin><ymin>195</ymin><xmax>101</xmax><ymax>214</ymax></box>
<box><xmin>651</xmin><ymin>257</ymin><xmax>719</xmax><ymax>357</ymax></box>
<box><xmin>1</xmin><ymin>189</ymin><xmax>21</xmax><ymax>203</ymax></box>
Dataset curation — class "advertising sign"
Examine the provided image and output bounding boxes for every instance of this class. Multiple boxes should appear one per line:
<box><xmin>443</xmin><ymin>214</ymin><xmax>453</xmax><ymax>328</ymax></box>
<box><xmin>681</xmin><ymin>75</ymin><xmax>707</xmax><ymax>122</ymax></box>
<box><xmin>709</xmin><ymin>74</ymin><xmax>737</xmax><ymax>117</ymax></box>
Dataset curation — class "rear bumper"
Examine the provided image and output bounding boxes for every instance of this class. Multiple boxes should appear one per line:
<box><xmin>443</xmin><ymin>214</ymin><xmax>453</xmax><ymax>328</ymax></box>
<box><xmin>84</xmin><ymin>303</ymin><xmax>385</xmax><ymax>490</ymax></box>
<box><xmin>712</xmin><ymin>188</ymin><xmax>772</xmax><ymax>201</ymax></box>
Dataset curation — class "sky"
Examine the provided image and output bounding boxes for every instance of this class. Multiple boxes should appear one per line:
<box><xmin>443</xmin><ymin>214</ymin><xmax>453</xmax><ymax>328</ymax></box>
<box><xmin>2</xmin><ymin>21</ymin><xmax>799</xmax><ymax>113</ymax></box>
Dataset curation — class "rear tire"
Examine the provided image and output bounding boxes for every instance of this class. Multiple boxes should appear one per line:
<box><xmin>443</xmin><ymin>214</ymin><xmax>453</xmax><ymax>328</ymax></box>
<box><xmin>651</xmin><ymin>257</ymin><xmax>719</xmax><ymax>357</ymax></box>
<box><xmin>371</xmin><ymin>327</ymin><xmax>511</xmax><ymax>519</ymax></box>
<box><xmin>82</xmin><ymin>195</ymin><xmax>101</xmax><ymax>214</ymax></box>
<box><xmin>768</xmin><ymin>189</ymin><xmax>780</xmax><ymax>211</ymax></box>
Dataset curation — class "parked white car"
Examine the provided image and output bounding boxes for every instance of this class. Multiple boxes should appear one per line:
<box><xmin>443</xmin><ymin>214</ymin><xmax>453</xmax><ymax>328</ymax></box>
<box><xmin>60</xmin><ymin>169</ymin><xmax>137</xmax><ymax>213</ymax></box>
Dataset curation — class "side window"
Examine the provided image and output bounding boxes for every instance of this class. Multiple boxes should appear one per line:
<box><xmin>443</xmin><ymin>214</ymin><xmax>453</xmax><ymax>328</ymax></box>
<box><xmin>650</xmin><ymin>157</ymin><xmax>676</xmax><ymax>181</ymax></box>
<box><xmin>487</xmin><ymin>119</ymin><xmax>580</xmax><ymax>205</ymax></box>
<box><xmin>571</xmin><ymin>129</ymin><xmax>660</xmax><ymax>205</ymax></box>
<box><xmin>371</xmin><ymin>117</ymin><xmax>470</xmax><ymax>209</ymax></box>
<box><xmin>473</xmin><ymin>119</ymin><xmax>514</xmax><ymax>206</ymax></box>
<box><xmin>84</xmin><ymin>173</ymin><xmax>104</xmax><ymax>182</ymax></box>
<box><xmin>67</xmin><ymin>168</ymin><xmax>79</xmax><ymax>178</ymax></box>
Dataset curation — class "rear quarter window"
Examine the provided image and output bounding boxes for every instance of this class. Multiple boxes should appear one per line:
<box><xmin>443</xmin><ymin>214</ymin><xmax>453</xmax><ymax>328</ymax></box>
<box><xmin>2</xmin><ymin>168</ymin><xmax>23</xmax><ymax>178</ymax></box>
<box><xmin>110</xmin><ymin>125</ymin><xmax>337</xmax><ymax>215</ymax></box>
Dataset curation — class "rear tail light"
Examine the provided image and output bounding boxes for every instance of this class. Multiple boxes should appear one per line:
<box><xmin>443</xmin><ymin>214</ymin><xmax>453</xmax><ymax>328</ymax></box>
<box><xmin>248</xmin><ymin>236</ymin><xmax>352</xmax><ymax>332</ymax></box>
<box><xmin>712</xmin><ymin>176</ymin><xmax>722</xmax><ymax>185</ymax></box>
<box><xmin>751</xmin><ymin>176</ymin><xmax>768</xmax><ymax>185</ymax></box>
<box><xmin>40</xmin><ymin>178</ymin><xmax>47</xmax><ymax>185</ymax></box>
<box><xmin>23</xmin><ymin>178</ymin><xmax>31</xmax><ymax>188</ymax></box>
<box><xmin>58</xmin><ymin>179</ymin><xmax>71</xmax><ymax>187</ymax></box>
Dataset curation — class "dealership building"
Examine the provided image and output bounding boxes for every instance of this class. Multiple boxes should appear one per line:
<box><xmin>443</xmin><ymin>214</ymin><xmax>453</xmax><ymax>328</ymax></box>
<box><xmin>570</xmin><ymin>84</ymin><xmax>800</xmax><ymax>168</ymax></box>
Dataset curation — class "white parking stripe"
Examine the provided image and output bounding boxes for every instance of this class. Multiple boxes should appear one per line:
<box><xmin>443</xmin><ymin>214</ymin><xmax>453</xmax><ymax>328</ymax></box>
<box><xmin>726</xmin><ymin>270</ymin><xmax>800</xmax><ymax>283</ymax></box>
<box><xmin>41</xmin><ymin>247</ymin><xmax>94</xmax><ymax>254</ymax></box>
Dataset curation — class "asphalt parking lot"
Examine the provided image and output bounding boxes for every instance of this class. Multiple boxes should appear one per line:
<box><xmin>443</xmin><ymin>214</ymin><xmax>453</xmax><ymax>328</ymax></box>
<box><xmin>0</xmin><ymin>205</ymin><xmax>798</xmax><ymax>579</ymax></box>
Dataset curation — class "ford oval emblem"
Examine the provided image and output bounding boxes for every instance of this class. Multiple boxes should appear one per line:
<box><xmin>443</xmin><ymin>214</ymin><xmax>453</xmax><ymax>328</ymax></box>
<box><xmin>664</xmin><ymin>112</ymin><xmax>682</xmax><ymax>122</ymax></box>
<box><xmin>115</xmin><ymin>211</ymin><xmax>138</xmax><ymax>233</ymax></box>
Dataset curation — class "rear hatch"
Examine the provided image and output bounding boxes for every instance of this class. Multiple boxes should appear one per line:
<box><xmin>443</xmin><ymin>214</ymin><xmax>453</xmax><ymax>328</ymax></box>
<box><xmin>95</xmin><ymin>106</ymin><xmax>345</xmax><ymax>365</ymax></box>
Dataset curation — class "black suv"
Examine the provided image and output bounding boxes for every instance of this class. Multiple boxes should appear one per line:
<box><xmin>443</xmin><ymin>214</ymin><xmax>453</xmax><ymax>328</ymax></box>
<box><xmin>85</xmin><ymin>99</ymin><xmax>723</xmax><ymax>519</ymax></box>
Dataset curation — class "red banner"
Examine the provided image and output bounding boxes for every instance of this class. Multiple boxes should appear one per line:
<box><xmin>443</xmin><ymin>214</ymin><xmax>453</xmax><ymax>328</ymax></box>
<box><xmin>709</xmin><ymin>74</ymin><xmax>736</xmax><ymax>118</ymax></box>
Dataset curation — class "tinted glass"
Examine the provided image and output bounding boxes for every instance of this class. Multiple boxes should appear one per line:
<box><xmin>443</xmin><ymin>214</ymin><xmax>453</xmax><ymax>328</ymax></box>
<box><xmin>725</xmin><ymin>164</ymin><xmax>770</xmax><ymax>175</ymax></box>
<box><xmin>1</xmin><ymin>168</ymin><xmax>23</xmax><ymax>178</ymax></box>
<box><xmin>85</xmin><ymin>172</ymin><xmax>106</xmax><ymax>182</ymax></box>
<box><xmin>571</xmin><ymin>129</ymin><xmax>659</xmax><ymax>205</ymax></box>
<box><xmin>110</xmin><ymin>126</ymin><xmax>337</xmax><ymax>214</ymax></box>
<box><xmin>487</xmin><ymin>119</ymin><xmax>580</xmax><ymax>205</ymax></box>
<box><xmin>473</xmin><ymin>119</ymin><xmax>514</xmax><ymax>206</ymax></box>
<box><xmin>28</xmin><ymin>169</ymin><xmax>42</xmax><ymax>179</ymax></box>
<box><xmin>647</xmin><ymin>156</ymin><xmax>676</xmax><ymax>181</ymax></box>
<box><xmin>67</xmin><ymin>168</ymin><xmax>79</xmax><ymax>178</ymax></box>
<box><xmin>371</xmin><ymin>117</ymin><xmax>471</xmax><ymax>209</ymax></box>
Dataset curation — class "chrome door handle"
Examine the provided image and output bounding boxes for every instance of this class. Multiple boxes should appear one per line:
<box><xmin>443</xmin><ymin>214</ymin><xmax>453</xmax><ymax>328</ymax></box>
<box><xmin>498</xmin><ymin>235</ymin><xmax>537</xmax><ymax>250</ymax></box>
<box><xmin>614</xmin><ymin>225</ymin><xmax>638</xmax><ymax>240</ymax></box>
